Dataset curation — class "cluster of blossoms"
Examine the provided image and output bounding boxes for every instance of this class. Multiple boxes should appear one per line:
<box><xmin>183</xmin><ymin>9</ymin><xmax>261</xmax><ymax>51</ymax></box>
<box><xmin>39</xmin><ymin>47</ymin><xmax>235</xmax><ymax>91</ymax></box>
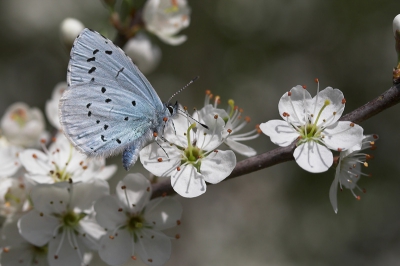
<box><xmin>260</xmin><ymin>80</ymin><xmax>378</xmax><ymax>213</ymax></box>
<box><xmin>61</xmin><ymin>0</ymin><xmax>191</xmax><ymax>75</ymax></box>
<box><xmin>0</xmin><ymin>81</ymin><xmax>258</xmax><ymax>265</ymax></box>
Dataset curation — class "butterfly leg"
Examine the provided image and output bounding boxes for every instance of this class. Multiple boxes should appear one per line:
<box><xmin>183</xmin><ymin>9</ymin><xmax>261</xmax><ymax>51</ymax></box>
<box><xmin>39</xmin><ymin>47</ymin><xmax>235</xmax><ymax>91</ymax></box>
<box><xmin>122</xmin><ymin>145</ymin><xmax>139</xmax><ymax>171</ymax></box>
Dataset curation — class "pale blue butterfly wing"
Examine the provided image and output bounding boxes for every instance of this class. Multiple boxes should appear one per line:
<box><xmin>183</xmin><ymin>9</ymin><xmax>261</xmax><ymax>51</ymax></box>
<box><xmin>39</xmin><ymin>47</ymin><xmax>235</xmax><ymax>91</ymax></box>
<box><xmin>59</xmin><ymin>29</ymin><xmax>177</xmax><ymax>170</ymax></box>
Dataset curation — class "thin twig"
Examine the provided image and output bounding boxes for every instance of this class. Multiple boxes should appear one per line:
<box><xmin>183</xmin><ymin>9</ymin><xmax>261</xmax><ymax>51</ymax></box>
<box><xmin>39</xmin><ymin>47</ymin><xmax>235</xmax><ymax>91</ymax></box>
<box><xmin>151</xmin><ymin>84</ymin><xmax>400</xmax><ymax>199</ymax></box>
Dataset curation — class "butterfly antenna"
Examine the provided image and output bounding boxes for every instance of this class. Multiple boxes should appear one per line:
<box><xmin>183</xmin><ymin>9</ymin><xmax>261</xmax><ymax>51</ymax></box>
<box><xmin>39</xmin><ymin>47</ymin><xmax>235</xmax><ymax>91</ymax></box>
<box><xmin>167</xmin><ymin>76</ymin><xmax>199</xmax><ymax>104</ymax></box>
<box><xmin>178</xmin><ymin>108</ymin><xmax>209</xmax><ymax>129</ymax></box>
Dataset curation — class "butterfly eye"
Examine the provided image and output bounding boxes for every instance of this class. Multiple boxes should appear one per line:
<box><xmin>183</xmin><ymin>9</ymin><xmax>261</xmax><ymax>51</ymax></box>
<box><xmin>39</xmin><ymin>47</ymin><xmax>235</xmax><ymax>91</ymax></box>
<box><xmin>168</xmin><ymin>105</ymin><xmax>174</xmax><ymax>115</ymax></box>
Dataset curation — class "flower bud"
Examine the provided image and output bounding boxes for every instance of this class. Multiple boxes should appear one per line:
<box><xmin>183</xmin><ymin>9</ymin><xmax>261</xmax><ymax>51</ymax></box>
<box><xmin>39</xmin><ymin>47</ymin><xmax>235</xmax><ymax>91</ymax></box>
<box><xmin>60</xmin><ymin>18</ymin><xmax>85</xmax><ymax>49</ymax></box>
<box><xmin>393</xmin><ymin>15</ymin><xmax>400</xmax><ymax>83</ymax></box>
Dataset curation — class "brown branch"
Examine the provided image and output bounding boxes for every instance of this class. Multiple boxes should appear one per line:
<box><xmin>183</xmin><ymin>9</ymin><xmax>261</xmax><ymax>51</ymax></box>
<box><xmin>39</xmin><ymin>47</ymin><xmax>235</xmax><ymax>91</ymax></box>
<box><xmin>151</xmin><ymin>84</ymin><xmax>400</xmax><ymax>198</ymax></box>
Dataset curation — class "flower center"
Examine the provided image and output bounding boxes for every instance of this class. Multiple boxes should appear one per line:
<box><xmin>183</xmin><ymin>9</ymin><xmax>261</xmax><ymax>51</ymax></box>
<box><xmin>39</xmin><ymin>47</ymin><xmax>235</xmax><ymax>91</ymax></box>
<box><xmin>298</xmin><ymin>99</ymin><xmax>330</xmax><ymax>142</ymax></box>
<box><xmin>62</xmin><ymin>211</ymin><xmax>85</xmax><ymax>228</ymax></box>
<box><xmin>181</xmin><ymin>123</ymin><xmax>205</xmax><ymax>172</ymax></box>
<box><xmin>10</xmin><ymin>108</ymin><xmax>27</xmax><ymax>128</ymax></box>
<box><xmin>127</xmin><ymin>215</ymin><xmax>145</xmax><ymax>232</ymax></box>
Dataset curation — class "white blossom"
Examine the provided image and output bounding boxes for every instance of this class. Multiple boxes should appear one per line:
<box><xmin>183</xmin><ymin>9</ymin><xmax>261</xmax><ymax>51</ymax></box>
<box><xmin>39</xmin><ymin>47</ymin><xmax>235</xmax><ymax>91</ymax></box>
<box><xmin>1</xmin><ymin>102</ymin><xmax>47</xmax><ymax>148</ymax></box>
<box><xmin>60</xmin><ymin>18</ymin><xmax>85</xmax><ymax>48</ymax></box>
<box><xmin>94</xmin><ymin>173</ymin><xmax>182</xmax><ymax>266</ymax></box>
<box><xmin>143</xmin><ymin>0</ymin><xmax>191</xmax><ymax>45</ymax></box>
<box><xmin>140</xmin><ymin>107</ymin><xmax>236</xmax><ymax>198</ymax></box>
<box><xmin>260</xmin><ymin>83</ymin><xmax>364</xmax><ymax>173</ymax></box>
<box><xmin>0</xmin><ymin>177</ymin><xmax>30</xmax><ymax>217</ymax></box>
<box><xmin>18</xmin><ymin>179</ymin><xmax>109</xmax><ymax>266</ymax></box>
<box><xmin>329</xmin><ymin>134</ymin><xmax>378</xmax><ymax>213</ymax></box>
<box><xmin>393</xmin><ymin>14</ymin><xmax>400</xmax><ymax>37</ymax></box>
<box><xmin>19</xmin><ymin>132</ymin><xmax>116</xmax><ymax>184</ymax></box>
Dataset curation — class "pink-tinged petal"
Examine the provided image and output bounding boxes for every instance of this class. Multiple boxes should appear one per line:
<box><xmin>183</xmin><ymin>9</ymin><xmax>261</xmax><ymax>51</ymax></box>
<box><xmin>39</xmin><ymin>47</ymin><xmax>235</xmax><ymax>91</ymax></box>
<box><xmin>294</xmin><ymin>142</ymin><xmax>333</xmax><ymax>173</ymax></box>
<box><xmin>19</xmin><ymin>149</ymin><xmax>51</xmax><ymax>175</ymax></box>
<box><xmin>311</xmin><ymin>87</ymin><xmax>344</xmax><ymax>126</ymax></box>
<box><xmin>322</xmin><ymin>122</ymin><xmax>363</xmax><ymax>150</ymax></box>
<box><xmin>278</xmin><ymin>85</ymin><xmax>312</xmax><ymax>124</ymax></box>
<box><xmin>18</xmin><ymin>210</ymin><xmax>60</xmax><ymax>246</ymax></box>
<box><xmin>201</xmin><ymin>150</ymin><xmax>236</xmax><ymax>184</ymax></box>
<box><xmin>30</xmin><ymin>182</ymin><xmax>70</xmax><ymax>215</ymax></box>
<box><xmin>144</xmin><ymin>197</ymin><xmax>182</xmax><ymax>231</ymax></box>
<box><xmin>260</xmin><ymin>120</ymin><xmax>299</xmax><ymax>147</ymax></box>
<box><xmin>140</xmin><ymin>142</ymin><xmax>181</xmax><ymax>177</ymax></box>
<box><xmin>171</xmin><ymin>165</ymin><xmax>206</xmax><ymax>198</ymax></box>
<box><xmin>47</xmin><ymin>230</ymin><xmax>85</xmax><ymax>266</ymax></box>
<box><xmin>98</xmin><ymin>229</ymin><xmax>132</xmax><ymax>266</ymax></box>
<box><xmin>94</xmin><ymin>195</ymin><xmax>127</xmax><ymax>229</ymax></box>
<box><xmin>116</xmin><ymin>174</ymin><xmax>152</xmax><ymax>212</ymax></box>
<box><xmin>70</xmin><ymin>179</ymin><xmax>109</xmax><ymax>212</ymax></box>
<box><xmin>136</xmin><ymin>229</ymin><xmax>171</xmax><ymax>266</ymax></box>
<box><xmin>224</xmin><ymin>138</ymin><xmax>256</xmax><ymax>157</ymax></box>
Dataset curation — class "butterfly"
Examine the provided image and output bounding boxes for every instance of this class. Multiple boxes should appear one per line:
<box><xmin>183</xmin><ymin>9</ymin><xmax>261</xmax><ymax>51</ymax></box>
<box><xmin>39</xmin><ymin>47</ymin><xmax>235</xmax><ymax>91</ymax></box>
<box><xmin>59</xmin><ymin>28</ymin><xmax>178</xmax><ymax>170</ymax></box>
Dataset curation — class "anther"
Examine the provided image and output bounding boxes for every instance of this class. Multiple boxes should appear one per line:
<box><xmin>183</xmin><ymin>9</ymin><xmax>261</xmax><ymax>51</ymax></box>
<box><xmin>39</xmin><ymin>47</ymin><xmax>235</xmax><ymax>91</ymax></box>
<box><xmin>337</xmin><ymin>148</ymin><xmax>342</xmax><ymax>152</ymax></box>
<box><xmin>214</xmin><ymin>115</ymin><xmax>218</xmax><ymax>119</ymax></box>
<box><xmin>205</xmin><ymin>90</ymin><xmax>211</xmax><ymax>95</ymax></box>
<box><xmin>118</xmin><ymin>208</ymin><xmax>123</xmax><ymax>212</ymax></box>
<box><xmin>162</xmin><ymin>192</ymin><xmax>167</xmax><ymax>197</ymax></box>
<box><xmin>239</xmin><ymin>108</ymin><xmax>243</xmax><ymax>113</ymax></box>
<box><xmin>121</xmin><ymin>185</ymin><xmax>126</xmax><ymax>189</ymax></box>
<box><xmin>163</xmin><ymin>117</ymin><xmax>168</xmax><ymax>122</ymax></box>
<box><xmin>341</xmin><ymin>98</ymin><xmax>346</xmax><ymax>104</ymax></box>
<box><xmin>350</xmin><ymin>123</ymin><xmax>354</xmax><ymax>127</ymax></box>
<box><xmin>3</xmin><ymin>248</ymin><xmax>9</xmax><ymax>253</ymax></box>
<box><xmin>175</xmin><ymin>234</ymin><xmax>181</xmax><ymax>239</ymax></box>
<box><xmin>146</xmin><ymin>187</ymin><xmax>150</xmax><ymax>192</ymax></box>
<box><xmin>40</xmin><ymin>139</ymin><xmax>46</xmax><ymax>144</ymax></box>
<box><xmin>68</xmin><ymin>178</ymin><xmax>73</xmax><ymax>183</ymax></box>
<box><xmin>288</xmin><ymin>91</ymin><xmax>292</xmax><ymax>96</ymax></box>
<box><xmin>153</xmin><ymin>132</ymin><xmax>158</xmax><ymax>137</ymax></box>
<box><xmin>109</xmin><ymin>235</ymin><xmax>115</xmax><ymax>240</ymax></box>
<box><xmin>183</xmin><ymin>106</ymin><xmax>188</xmax><ymax>111</ymax></box>
<box><xmin>40</xmin><ymin>212</ymin><xmax>43</xmax><ymax>217</ymax></box>
<box><xmin>302</xmin><ymin>85</ymin><xmax>307</xmax><ymax>89</ymax></box>
<box><xmin>32</xmin><ymin>154</ymin><xmax>38</xmax><ymax>159</ymax></box>
<box><xmin>54</xmin><ymin>255</ymin><xmax>58</xmax><ymax>259</ymax></box>
<box><xmin>158</xmin><ymin>158</ymin><xmax>163</xmax><ymax>162</ymax></box>
<box><xmin>356</xmin><ymin>196</ymin><xmax>361</xmax><ymax>200</ymax></box>
<box><xmin>177</xmin><ymin>220</ymin><xmax>181</xmax><ymax>225</ymax></box>
<box><xmin>131</xmin><ymin>256</ymin><xmax>137</xmax><ymax>260</ymax></box>
<box><xmin>52</xmin><ymin>137</ymin><xmax>57</xmax><ymax>142</ymax></box>
<box><xmin>282</xmin><ymin>112</ymin><xmax>290</xmax><ymax>117</ymax></box>
<box><xmin>245</xmin><ymin>116</ymin><xmax>251</xmax><ymax>122</ymax></box>
<box><xmin>362</xmin><ymin>188</ymin><xmax>367</xmax><ymax>193</ymax></box>
<box><xmin>227</xmin><ymin>129</ymin><xmax>232</xmax><ymax>134</ymax></box>
<box><xmin>333</xmin><ymin>112</ymin><xmax>336</xmax><ymax>115</ymax></box>
<box><xmin>314</xmin><ymin>78</ymin><xmax>319</xmax><ymax>83</ymax></box>
<box><xmin>148</xmin><ymin>259</ymin><xmax>153</xmax><ymax>263</ymax></box>
<box><xmin>373</xmin><ymin>134</ymin><xmax>378</xmax><ymax>139</ymax></box>
<box><xmin>176</xmin><ymin>166</ymin><xmax>181</xmax><ymax>171</ymax></box>
<box><xmin>363</xmin><ymin>162</ymin><xmax>368</xmax><ymax>167</ymax></box>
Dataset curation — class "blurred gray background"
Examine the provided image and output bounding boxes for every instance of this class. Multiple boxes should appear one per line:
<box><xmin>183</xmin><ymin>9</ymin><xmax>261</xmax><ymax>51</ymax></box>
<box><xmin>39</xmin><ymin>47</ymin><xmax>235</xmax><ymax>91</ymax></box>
<box><xmin>1</xmin><ymin>0</ymin><xmax>400</xmax><ymax>265</ymax></box>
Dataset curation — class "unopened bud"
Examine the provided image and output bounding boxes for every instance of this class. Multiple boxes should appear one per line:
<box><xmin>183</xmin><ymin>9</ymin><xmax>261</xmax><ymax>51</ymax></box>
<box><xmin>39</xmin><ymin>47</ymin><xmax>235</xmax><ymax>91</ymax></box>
<box><xmin>60</xmin><ymin>18</ymin><xmax>85</xmax><ymax>50</ymax></box>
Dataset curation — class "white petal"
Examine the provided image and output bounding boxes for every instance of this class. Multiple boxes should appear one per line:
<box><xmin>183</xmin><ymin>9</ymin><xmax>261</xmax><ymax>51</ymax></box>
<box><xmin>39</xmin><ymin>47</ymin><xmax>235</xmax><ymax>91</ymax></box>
<box><xmin>156</xmin><ymin>33</ymin><xmax>187</xmax><ymax>45</ymax></box>
<box><xmin>96</xmin><ymin>164</ymin><xmax>117</xmax><ymax>180</ymax></box>
<box><xmin>171</xmin><ymin>165</ymin><xmax>206</xmax><ymax>198</ymax></box>
<box><xmin>94</xmin><ymin>195</ymin><xmax>127</xmax><ymax>229</ymax></box>
<box><xmin>144</xmin><ymin>197</ymin><xmax>182</xmax><ymax>231</ymax></box>
<box><xmin>224</xmin><ymin>138</ymin><xmax>257</xmax><ymax>157</ymax></box>
<box><xmin>278</xmin><ymin>85</ymin><xmax>312</xmax><ymax>124</ymax></box>
<box><xmin>322</xmin><ymin>122</ymin><xmax>363</xmax><ymax>150</ymax></box>
<box><xmin>98</xmin><ymin>229</ymin><xmax>132</xmax><ymax>266</ymax></box>
<box><xmin>1</xmin><ymin>245</ymin><xmax>36</xmax><ymax>266</ymax></box>
<box><xmin>116</xmin><ymin>173</ymin><xmax>151</xmax><ymax>212</ymax></box>
<box><xmin>19</xmin><ymin>149</ymin><xmax>51</xmax><ymax>175</ymax></box>
<box><xmin>70</xmin><ymin>179</ymin><xmax>109</xmax><ymax>212</ymax></box>
<box><xmin>311</xmin><ymin>87</ymin><xmax>345</xmax><ymax>126</ymax></box>
<box><xmin>77</xmin><ymin>219</ymin><xmax>106</xmax><ymax>249</ymax></box>
<box><xmin>259</xmin><ymin>120</ymin><xmax>299</xmax><ymax>147</ymax></box>
<box><xmin>294</xmin><ymin>142</ymin><xmax>333</xmax><ymax>173</ymax></box>
<box><xmin>47</xmin><ymin>231</ymin><xmax>85</xmax><ymax>266</ymax></box>
<box><xmin>30</xmin><ymin>182</ymin><xmax>70</xmax><ymax>215</ymax></box>
<box><xmin>136</xmin><ymin>229</ymin><xmax>171</xmax><ymax>266</ymax></box>
<box><xmin>18</xmin><ymin>210</ymin><xmax>60</xmax><ymax>246</ymax></box>
<box><xmin>329</xmin><ymin>165</ymin><xmax>341</xmax><ymax>214</ymax></box>
<box><xmin>201</xmin><ymin>150</ymin><xmax>236</xmax><ymax>184</ymax></box>
<box><xmin>140</xmin><ymin>142</ymin><xmax>181</xmax><ymax>177</ymax></box>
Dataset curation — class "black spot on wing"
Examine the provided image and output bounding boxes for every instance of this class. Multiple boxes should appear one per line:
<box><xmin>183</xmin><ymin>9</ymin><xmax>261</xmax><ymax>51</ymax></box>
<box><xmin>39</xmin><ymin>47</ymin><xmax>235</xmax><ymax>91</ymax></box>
<box><xmin>116</xmin><ymin>67</ymin><xmax>124</xmax><ymax>77</ymax></box>
<box><xmin>124</xmin><ymin>117</ymin><xmax>129</xmax><ymax>121</ymax></box>
<box><xmin>91</xmin><ymin>77</ymin><xmax>95</xmax><ymax>82</ymax></box>
<box><xmin>105</xmin><ymin>50</ymin><xmax>112</xmax><ymax>55</ymax></box>
<box><xmin>87</xmin><ymin>57</ymin><xmax>95</xmax><ymax>62</ymax></box>
<box><xmin>96</xmin><ymin>120</ymin><xmax>100</xmax><ymax>124</ymax></box>
<box><xmin>88</xmin><ymin>67</ymin><xmax>96</xmax><ymax>74</ymax></box>
<box><xmin>88</xmin><ymin>111</ymin><xmax>92</xmax><ymax>117</ymax></box>
<box><xmin>93</xmin><ymin>49</ymin><xmax>99</xmax><ymax>54</ymax></box>
<box><xmin>104</xmin><ymin>125</ymin><xmax>109</xmax><ymax>130</ymax></box>
<box><xmin>101</xmin><ymin>87</ymin><xmax>106</xmax><ymax>93</ymax></box>
<box><xmin>116</xmin><ymin>139</ymin><xmax>121</xmax><ymax>144</ymax></box>
<box><xmin>132</xmin><ymin>101</ymin><xmax>136</xmax><ymax>106</ymax></box>
<box><xmin>105</xmin><ymin>98</ymin><xmax>112</xmax><ymax>103</ymax></box>
<box><xmin>101</xmin><ymin>135</ymin><xmax>106</xmax><ymax>142</ymax></box>
<box><xmin>86</xmin><ymin>103</ymin><xmax>91</xmax><ymax>108</ymax></box>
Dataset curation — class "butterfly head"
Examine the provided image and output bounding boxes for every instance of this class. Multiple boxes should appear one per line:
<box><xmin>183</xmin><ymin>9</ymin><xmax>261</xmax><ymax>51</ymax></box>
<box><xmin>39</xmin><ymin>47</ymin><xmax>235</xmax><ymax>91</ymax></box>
<box><xmin>166</xmin><ymin>101</ymin><xmax>179</xmax><ymax>117</ymax></box>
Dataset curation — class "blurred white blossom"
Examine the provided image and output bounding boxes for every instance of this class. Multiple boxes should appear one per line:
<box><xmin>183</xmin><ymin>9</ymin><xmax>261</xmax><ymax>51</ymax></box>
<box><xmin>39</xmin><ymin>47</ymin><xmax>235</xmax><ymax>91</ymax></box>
<box><xmin>0</xmin><ymin>177</ymin><xmax>30</xmax><ymax>217</ymax></box>
<box><xmin>60</xmin><ymin>18</ymin><xmax>85</xmax><ymax>49</ymax></box>
<box><xmin>1</xmin><ymin>102</ymin><xmax>47</xmax><ymax>148</ymax></box>
<box><xmin>123</xmin><ymin>32</ymin><xmax>162</xmax><ymax>74</ymax></box>
<box><xmin>18</xmin><ymin>179</ymin><xmax>109</xmax><ymax>266</ymax></box>
<box><xmin>143</xmin><ymin>0</ymin><xmax>191</xmax><ymax>45</ymax></box>
<box><xmin>19</xmin><ymin>132</ymin><xmax>116</xmax><ymax>184</ymax></box>
<box><xmin>94</xmin><ymin>173</ymin><xmax>182</xmax><ymax>266</ymax></box>
<box><xmin>393</xmin><ymin>14</ymin><xmax>400</xmax><ymax>37</ymax></box>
